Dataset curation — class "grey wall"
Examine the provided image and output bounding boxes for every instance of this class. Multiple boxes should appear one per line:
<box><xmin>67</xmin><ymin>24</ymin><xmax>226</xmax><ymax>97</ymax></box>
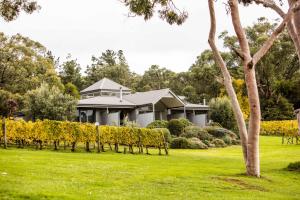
<box><xmin>171</xmin><ymin>112</ymin><xmax>185</xmax><ymax>119</ymax></box>
<box><xmin>136</xmin><ymin>112</ymin><xmax>154</xmax><ymax>127</ymax></box>
<box><xmin>193</xmin><ymin>114</ymin><xmax>207</xmax><ymax>127</ymax></box>
<box><xmin>107</xmin><ymin>111</ymin><xmax>120</xmax><ymax>126</ymax></box>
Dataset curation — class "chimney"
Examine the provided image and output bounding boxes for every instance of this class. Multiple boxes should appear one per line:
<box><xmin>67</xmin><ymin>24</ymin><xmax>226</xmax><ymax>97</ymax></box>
<box><xmin>203</xmin><ymin>98</ymin><xmax>206</xmax><ymax>105</ymax></box>
<box><xmin>120</xmin><ymin>87</ymin><xmax>123</xmax><ymax>102</ymax></box>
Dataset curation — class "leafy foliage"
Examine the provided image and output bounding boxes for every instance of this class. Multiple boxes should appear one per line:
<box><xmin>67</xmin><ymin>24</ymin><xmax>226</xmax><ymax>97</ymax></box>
<box><xmin>209</xmin><ymin>97</ymin><xmax>236</xmax><ymax>130</ymax></box>
<box><xmin>1</xmin><ymin>119</ymin><xmax>167</xmax><ymax>152</ymax></box>
<box><xmin>24</xmin><ymin>83</ymin><xmax>77</xmax><ymax>121</ymax></box>
<box><xmin>260</xmin><ymin>120</ymin><xmax>299</xmax><ymax>136</ymax></box>
<box><xmin>146</xmin><ymin>120</ymin><xmax>169</xmax><ymax>129</ymax></box>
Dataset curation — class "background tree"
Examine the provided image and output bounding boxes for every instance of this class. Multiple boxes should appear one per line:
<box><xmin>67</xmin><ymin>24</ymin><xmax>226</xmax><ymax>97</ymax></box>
<box><xmin>0</xmin><ymin>0</ymin><xmax>40</xmax><ymax>21</ymax></box>
<box><xmin>84</xmin><ymin>49</ymin><xmax>140</xmax><ymax>90</ymax></box>
<box><xmin>59</xmin><ymin>55</ymin><xmax>83</xmax><ymax>91</ymax></box>
<box><xmin>209</xmin><ymin>97</ymin><xmax>236</xmax><ymax>130</ymax></box>
<box><xmin>24</xmin><ymin>83</ymin><xmax>77</xmax><ymax>121</ymax></box>
<box><xmin>138</xmin><ymin>65</ymin><xmax>176</xmax><ymax>91</ymax></box>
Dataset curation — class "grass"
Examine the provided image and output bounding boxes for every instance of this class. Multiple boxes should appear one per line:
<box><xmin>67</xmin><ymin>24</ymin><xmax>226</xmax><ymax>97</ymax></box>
<box><xmin>0</xmin><ymin>136</ymin><xmax>299</xmax><ymax>200</ymax></box>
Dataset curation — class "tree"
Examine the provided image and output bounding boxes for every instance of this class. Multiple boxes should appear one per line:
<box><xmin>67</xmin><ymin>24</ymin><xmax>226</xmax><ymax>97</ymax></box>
<box><xmin>209</xmin><ymin>97</ymin><xmax>236</xmax><ymax>130</ymax></box>
<box><xmin>0</xmin><ymin>0</ymin><xmax>40</xmax><ymax>21</ymax></box>
<box><xmin>84</xmin><ymin>49</ymin><xmax>140</xmax><ymax>89</ymax></box>
<box><xmin>122</xmin><ymin>0</ymin><xmax>295</xmax><ymax>177</ymax></box>
<box><xmin>59</xmin><ymin>55</ymin><xmax>83</xmax><ymax>90</ymax></box>
<box><xmin>138</xmin><ymin>65</ymin><xmax>176</xmax><ymax>91</ymax></box>
<box><xmin>220</xmin><ymin>18</ymin><xmax>299</xmax><ymax>119</ymax></box>
<box><xmin>24</xmin><ymin>83</ymin><xmax>77</xmax><ymax>121</ymax></box>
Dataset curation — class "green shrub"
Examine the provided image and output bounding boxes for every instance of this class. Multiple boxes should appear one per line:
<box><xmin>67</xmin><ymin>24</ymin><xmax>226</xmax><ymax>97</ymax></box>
<box><xmin>211</xmin><ymin>138</ymin><xmax>226</xmax><ymax>148</ymax></box>
<box><xmin>207</xmin><ymin>122</ymin><xmax>223</xmax><ymax>127</ymax></box>
<box><xmin>231</xmin><ymin>139</ymin><xmax>241</xmax><ymax>145</ymax></box>
<box><xmin>168</xmin><ymin>119</ymin><xmax>185</xmax><ymax>136</ymax></box>
<box><xmin>209</xmin><ymin>97</ymin><xmax>236</xmax><ymax>130</ymax></box>
<box><xmin>182</xmin><ymin>126</ymin><xmax>213</xmax><ymax>141</ymax></box>
<box><xmin>170</xmin><ymin>137</ymin><xmax>189</xmax><ymax>149</ymax></box>
<box><xmin>204</xmin><ymin>126</ymin><xmax>237</xmax><ymax>139</ymax></box>
<box><xmin>222</xmin><ymin>135</ymin><xmax>232</xmax><ymax>145</ymax></box>
<box><xmin>187</xmin><ymin>137</ymin><xmax>208</xmax><ymax>149</ymax></box>
<box><xmin>287</xmin><ymin>161</ymin><xmax>300</xmax><ymax>171</ymax></box>
<box><xmin>146</xmin><ymin>120</ymin><xmax>169</xmax><ymax>129</ymax></box>
<box><xmin>154</xmin><ymin>128</ymin><xmax>172</xmax><ymax>143</ymax></box>
<box><xmin>178</xmin><ymin>118</ymin><xmax>193</xmax><ymax>127</ymax></box>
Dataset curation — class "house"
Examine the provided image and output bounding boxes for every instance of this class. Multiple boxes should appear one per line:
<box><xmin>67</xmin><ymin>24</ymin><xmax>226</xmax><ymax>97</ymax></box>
<box><xmin>77</xmin><ymin>78</ymin><xmax>209</xmax><ymax>127</ymax></box>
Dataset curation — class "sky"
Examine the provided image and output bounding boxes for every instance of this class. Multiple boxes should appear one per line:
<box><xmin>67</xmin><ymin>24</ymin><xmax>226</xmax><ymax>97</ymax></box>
<box><xmin>1</xmin><ymin>0</ymin><xmax>286</xmax><ymax>75</ymax></box>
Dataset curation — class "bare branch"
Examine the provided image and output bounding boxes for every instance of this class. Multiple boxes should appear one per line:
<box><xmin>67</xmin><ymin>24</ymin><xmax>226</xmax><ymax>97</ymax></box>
<box><xmin>252</xmin><ymin>5</ymin><xmax>295</xmax><ymax>65</ymax></box>
<box><xmin>254</xmin><ymin>0</ymin><xmax>286</xmax><ymax>18</ymax></box>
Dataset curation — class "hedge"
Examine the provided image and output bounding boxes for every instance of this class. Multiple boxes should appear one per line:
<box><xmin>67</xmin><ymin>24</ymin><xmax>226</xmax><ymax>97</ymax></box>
<box><xmin>0</xmin><ymin>119</ymin><xmax>168</xmax><ymax>155</ymax></box>
<box><xmin>260</xmin><ymin>120</ymin><xmax>299</xmax><ymax>136</ymax></box>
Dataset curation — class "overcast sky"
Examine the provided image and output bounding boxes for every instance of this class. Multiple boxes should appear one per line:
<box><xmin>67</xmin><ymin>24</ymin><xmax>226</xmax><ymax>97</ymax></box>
<box><xmin>1</xmin><ymin>0</ymin><xmax>285</xmax><ymax>74</ymax></box>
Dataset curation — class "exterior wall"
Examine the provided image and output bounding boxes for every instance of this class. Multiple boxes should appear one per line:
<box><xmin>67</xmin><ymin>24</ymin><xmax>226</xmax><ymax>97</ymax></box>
<box><xmin>107</xmin><ymin>111</ymin><xmax>120</xmax><ymax>126</ymax></box>
<box><xmin>193</xmin><ymin>114</ymin><xmax>207</xmax><ymax>127</ymax></box>
<box><xmin>136</xmin><ymin>112</ymin><xmax>154</xmax><ymax>127</ymax></box>
<box><xmin>171</xmin><ymin>112</ymin><xmax>185</xmax><ymax>119</ymax></box>
<box><xmin>129</xmin><ymin>109</ymin><xmax>137</xmax><ymax>121</ymax></box>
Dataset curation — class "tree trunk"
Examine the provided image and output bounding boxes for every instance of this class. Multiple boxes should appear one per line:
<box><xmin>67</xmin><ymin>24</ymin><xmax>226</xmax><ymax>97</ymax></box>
<box><xmin>86</xmin><ymin>141</ymin><xmax>90</xmax><ymax>152</ymax></box>
<box><xmin>208</xmin><ymin>0</ymin><xmax>248</xmax><ymax>164</ymax></box>
<box><xmin>243</xmin><ymin>65</ymin><xmax>261</xmax><ymax>177</ymax></box>
<box><xmin>230</xmin><ymin>0</ymin><xmax>261</xmax><ymax>177</ymax></box>
<box><xmin>2</xmin><ymin>117</ymin><xmax>7</xmax><ymax>149</ymax></box>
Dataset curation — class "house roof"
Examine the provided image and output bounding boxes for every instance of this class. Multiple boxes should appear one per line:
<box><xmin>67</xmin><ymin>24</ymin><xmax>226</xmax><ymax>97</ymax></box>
<box><xmin>80</xmin><ymin>78</ymin><xmax>131</xmax><ymax>94</ymax></box>
<box><xmin>77</xmin><ymin>96</ymin><xmax>135</xmax><ymax>108</ymax></box>
<box><xmin>123</xmin><ymin>88</ymin><xmax>185</xmax><ymax>108</ymax></box>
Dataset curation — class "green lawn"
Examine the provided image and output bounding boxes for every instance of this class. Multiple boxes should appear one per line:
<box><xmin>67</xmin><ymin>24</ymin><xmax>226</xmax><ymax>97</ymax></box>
<box><xmin>0</xmin><ymin>136</ymin><xmax>299</xmax><ymax>200</ymax></box>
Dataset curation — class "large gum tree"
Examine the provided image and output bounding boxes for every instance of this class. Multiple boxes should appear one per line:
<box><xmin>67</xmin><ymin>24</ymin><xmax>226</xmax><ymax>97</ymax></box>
<box><xmin>122</xmin><ymin>0</ymin><xmax>298</xmax><ymax>177</ymax></box>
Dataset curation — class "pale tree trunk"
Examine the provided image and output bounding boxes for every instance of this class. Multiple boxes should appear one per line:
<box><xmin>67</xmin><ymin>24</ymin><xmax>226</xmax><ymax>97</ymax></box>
<box><xmin>208</xmin><ymin>0</ymin><xmax>293</xmax><ymax>177</ymax></box>
<box><xmin>208</xmin><ymin>0</ymin><xmax>248</xmax><ymax>164</ymax></box>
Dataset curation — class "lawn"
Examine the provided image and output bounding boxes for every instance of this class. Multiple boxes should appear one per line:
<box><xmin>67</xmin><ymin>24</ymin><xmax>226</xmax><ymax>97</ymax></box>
<box><xmin>0</xmin><ymin>136</ymin><xmax>299</xmax><ymax>200</ymax></box>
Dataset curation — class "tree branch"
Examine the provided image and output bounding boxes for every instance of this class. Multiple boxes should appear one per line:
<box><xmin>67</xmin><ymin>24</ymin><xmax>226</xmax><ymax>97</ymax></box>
<box><xmin>252</xmin><ymin>6</ymin><xmax>294</xmax><ymax>65</ymax></box>
<box><xmin>229</xmin><ymin>0</ymin><xmax>252</xmax><ymax>63</ymax></box>
<box><xmin>254</xmin><ymin>0</ymin><xmax>286</xmax><ymax>18</ymax></box>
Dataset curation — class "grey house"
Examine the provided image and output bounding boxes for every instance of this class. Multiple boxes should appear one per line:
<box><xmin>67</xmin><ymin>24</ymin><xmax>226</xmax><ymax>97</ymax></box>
<box><xmin>77</xmin><ymin>78</ymin><xmax>209</xmax><ymax>127</ymax></box>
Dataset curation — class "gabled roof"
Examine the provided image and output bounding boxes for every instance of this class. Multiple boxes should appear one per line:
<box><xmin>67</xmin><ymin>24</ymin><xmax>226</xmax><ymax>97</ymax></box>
<box><xmin>123</xmin><ymin>88</ymin><xmax>185</xmax><ymax>108</ymax></box>
<box><xmin>80</xmin><ymin>78</ymin><xmax>131</xmax><ymax>93</ymax></box>
<box><xmin>77</xmin><ymin>96</ymin><xmax>135</xmax><ymax>108</ymax></box>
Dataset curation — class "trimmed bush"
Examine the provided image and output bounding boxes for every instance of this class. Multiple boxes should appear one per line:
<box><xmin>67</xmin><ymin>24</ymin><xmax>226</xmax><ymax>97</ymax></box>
<box><xmin>154</xmin><ymin>128</ymin><xmax>172</xmax><ymax>143</ymax></box>
<box><xmin>187</xmin><ymin>137</ymin><xmax>208</xmax><ymax>149</ymax></box>
<box><xmin>211</xmin><ymin>138</ymin><xmax>226</xmax><ymax>148</ymax></box>
<box><xmin>168</xmin><ymin>119</ymin><xmax>185</xmax><ymax>136</ymax></box>
<box><xmin>170</xmin><ymin>137</ymin><xmax>189</xmax><ymax>149</ymax></box>
<box><xmin>204</xmin><ymin>126</ymin><xmax>237</xmax><ymax>139</ymax></box>
<box><xmin>178</xmin><ymin>118</ymin><xmax>193</xmax><ymax>127</ymax></box>
<box><xmin>147</xmin><ymin>120</ymin><xmax>169</xmax><ymax>129</ymax></box>
<box><xmin>181</xmin><ymin>126</ymin><xmax>213</xmax><ymax>141</ymax></box>
<box><xmin>287</xmin><ymin>161</ymin><xmax>300</xmax><ymax>172</ymax></box>
<box><xmin>231</xmin><ymin>139</ymin><xmax>241</xmax><ymax>145</ymax></box>
<box><xmin>222</xmin><ymin>135</ymin><xmax>232</xmax><ymax>145</ymax></box>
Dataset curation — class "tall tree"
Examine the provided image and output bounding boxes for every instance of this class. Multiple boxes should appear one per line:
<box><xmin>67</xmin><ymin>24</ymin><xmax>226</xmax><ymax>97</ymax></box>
<box><xmin>85</xmin><ymin>49</ymin><xmax>140</xmax><ymax>90</ymax></box>
<box><xmin>138</xmin><ymin>65</ymin><xmax>176</xmax><ymax>91</ymax></box>
<box><xmin>59</xmin><ymin>55</ymin><xmax>83</xmax><ymax>90</ymax></box>
<box><xmin>122</xmin><ymin>0</ymin><xmax>295</xmax><ymax>177</ymax></box>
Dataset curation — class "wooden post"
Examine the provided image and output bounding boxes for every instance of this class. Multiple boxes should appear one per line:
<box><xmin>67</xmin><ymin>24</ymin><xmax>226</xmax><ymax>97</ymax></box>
<box><xmin>96</xmin><ymin>125</ymin><xmax>101</xmax><ymax>153</ymax></box>
<box><xmin>2</xmin><ymin>117</ymin><xmax>7</xmax><ymax>149</ymax></box>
